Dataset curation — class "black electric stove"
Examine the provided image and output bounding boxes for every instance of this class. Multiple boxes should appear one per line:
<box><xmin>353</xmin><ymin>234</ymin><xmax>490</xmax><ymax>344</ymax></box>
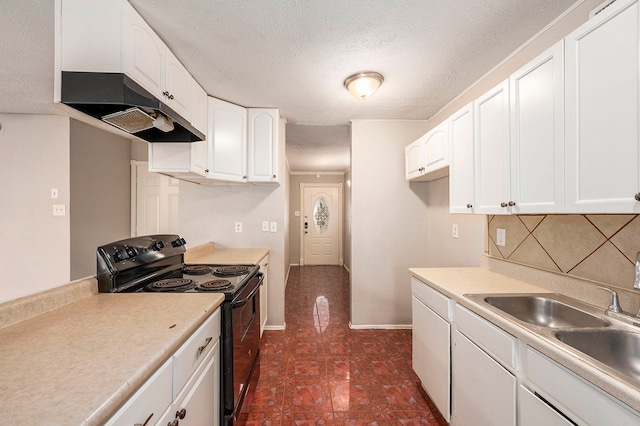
<box><xmin>96</xmin><ymin>234</ymin><xmax>262</xmax><ymax>425</ymax></box>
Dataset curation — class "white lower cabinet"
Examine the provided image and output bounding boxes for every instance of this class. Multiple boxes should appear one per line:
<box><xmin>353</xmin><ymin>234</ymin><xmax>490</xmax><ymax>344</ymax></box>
<box><xmin>518</xmin><ymin>385</ymin><xmax>573</xmax><ymax>426</ymax></box>
<box><xmin>452</xmin><ymin>305</ymin><xmax>516</xmax><ymax>426</ymax></box>
<box><xmin>411</xmin><ymin>279</ymin><xmax>451</xmax><ymax>421</ymax></box>
<box><xmin>258</xmin><ymin>255</ymin><xmax>269</xmax><ymax>336</ymax></box>
<box><xmin>526</xmin><ymin>347</ymin><xmax>640</xmax><ymax>425</ymax></box>
<box><xmin>170</xmin><ymin>341</ymin><xmax>220</xmax><ymax>426</ymax></box>
<box><xmin>452</xmin><ymin>330</ymin><xmax>516</xmax><ymax>426</ymax></box>
<box><xmin>104</xmin><ymin>358</ymin><xmax>173</xmax><ymax>426</ymax></box>
<box><xmin>410</xmin><ymin>275</ymin><xmax>640</xmax><ymax>426</ymax></box>
<box><xmin>106</xmin><ymin>308</ymin><xmax>221</xmax><ymax>425</ymax></box>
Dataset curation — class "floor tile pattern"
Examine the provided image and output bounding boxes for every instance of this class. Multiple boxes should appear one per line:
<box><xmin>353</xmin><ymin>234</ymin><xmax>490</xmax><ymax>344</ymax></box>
<box><xmin>239</xmin><ymin>265</ymin><xmax>448</xmax><ymax>425</ymax></box>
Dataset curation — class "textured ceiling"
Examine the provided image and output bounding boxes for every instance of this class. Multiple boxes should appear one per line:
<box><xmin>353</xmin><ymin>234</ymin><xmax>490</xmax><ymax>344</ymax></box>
<box><xmin>0</xmin><ymin>0</ymin><xmax>580</xmax><ymax>172</ymax></box>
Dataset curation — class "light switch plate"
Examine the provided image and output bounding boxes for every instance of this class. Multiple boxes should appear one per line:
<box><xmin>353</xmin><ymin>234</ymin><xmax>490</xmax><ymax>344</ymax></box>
<box><xmin>270</xmin><ymin>222</ymin><xmax>277</xmax><ymax>233</ymax></box>
<box><xmin>497</xmin><ymin>228</ymin><xmax>506</xmax><ymax>246</ymax></box>
<box><xmin>262</xmin><ymin>221</ymin><xmax>269</xmax><ymax>232</ymax></box>
<box><xmin>452</xmin><ymin>224</ymin><xmax>459</xmax><ymax>239</ymax></box>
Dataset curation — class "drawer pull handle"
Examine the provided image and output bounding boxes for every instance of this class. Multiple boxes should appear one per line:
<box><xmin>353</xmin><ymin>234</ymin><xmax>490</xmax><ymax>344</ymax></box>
<box><xmin>197</xmin><ymin>337</ymin><xmax>213</xmax><ymax>358</ymax></box>
<box><xmin>134</xmin><ymin>412</ymin><xmax>153</xmax><ymax>426</ymax></box>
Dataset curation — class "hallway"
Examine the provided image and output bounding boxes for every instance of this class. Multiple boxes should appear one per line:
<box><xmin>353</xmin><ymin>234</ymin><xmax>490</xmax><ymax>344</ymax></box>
<box><xmin>239</xmin><ymin>265</ymin><xmax>448</xmax><ymax>425</ymax></box>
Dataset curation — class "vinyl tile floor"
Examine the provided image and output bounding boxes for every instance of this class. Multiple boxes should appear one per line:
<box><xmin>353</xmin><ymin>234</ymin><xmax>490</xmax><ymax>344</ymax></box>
<box><xmin>238</xmin><ymin>265</ymin><xmax>448</xmax><ymax>425</ymax></box>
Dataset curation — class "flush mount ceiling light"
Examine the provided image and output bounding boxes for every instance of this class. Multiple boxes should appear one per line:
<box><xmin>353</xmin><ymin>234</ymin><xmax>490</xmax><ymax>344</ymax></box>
<box><xmin>344</xmin><ymin>71</ymin><xmax>384</xmax><ymax>100</ymax></box>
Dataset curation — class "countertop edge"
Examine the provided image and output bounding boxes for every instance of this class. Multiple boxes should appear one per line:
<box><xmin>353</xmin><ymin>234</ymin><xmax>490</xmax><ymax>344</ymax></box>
<box><xmin>409</xmin><ymin>267</ymin><xmax>640</xmax><ymax>414</ymax></box>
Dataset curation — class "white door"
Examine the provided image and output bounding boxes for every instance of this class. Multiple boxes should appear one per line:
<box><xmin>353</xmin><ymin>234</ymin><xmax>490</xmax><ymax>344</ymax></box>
<box><xmin>301</xmin><ymin>183</ymin><xmax>343</xmax><ymax>265</ymax></box>
<box><xmin>131</xmin><ymin>161</ymin><xmax>180</xmax><ymax>236</ymax></box>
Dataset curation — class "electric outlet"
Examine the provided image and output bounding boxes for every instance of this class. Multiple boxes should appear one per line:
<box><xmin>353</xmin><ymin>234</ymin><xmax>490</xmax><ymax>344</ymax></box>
<box><xmin>52</xmin><ymin>204</ymin><xmax>66</xmax><ymax>216</ymax></box>
<box><xmin>262</xmin><ymin>221</ymin><xmax>269</xmax><ymax>232</ymax></box>
<box><xmin>497</xmin><ymin>228</ymin><xmax>506</xmax><ymax>246</ymax></box>
<box><xmin>234</xmin><ymin>222</ymin><xmax>243</xmax><ymax>233</ymax></box>
<box><xmin>452</xmin><ymin>224</ymin><xmax>459</xmax><ymax>239</ymax></box>
<box><xmin>270</xmin><ymin>222</ymin><xmax>277</xmax><ymax>233</ymax></box>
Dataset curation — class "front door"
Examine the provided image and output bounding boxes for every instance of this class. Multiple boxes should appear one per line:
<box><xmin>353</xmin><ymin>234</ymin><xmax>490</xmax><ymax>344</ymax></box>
<box><xmin>301</xmin><ymin>183</ymin><xmax>343</xmax><ymax>265</ymax></box>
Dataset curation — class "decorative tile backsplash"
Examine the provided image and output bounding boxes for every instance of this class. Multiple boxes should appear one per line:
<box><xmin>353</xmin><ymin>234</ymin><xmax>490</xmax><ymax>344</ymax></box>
<box><xmin>487</xmin><ymin>215</ymin><xmax>640</xmax><ymax>290</ymax></box>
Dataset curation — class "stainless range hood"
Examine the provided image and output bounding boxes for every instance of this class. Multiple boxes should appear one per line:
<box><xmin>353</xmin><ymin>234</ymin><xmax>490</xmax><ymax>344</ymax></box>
<box><xmin>61</xmin><ymin>72</ymin><xmax>205</xmax><ymax>142</ymax></box>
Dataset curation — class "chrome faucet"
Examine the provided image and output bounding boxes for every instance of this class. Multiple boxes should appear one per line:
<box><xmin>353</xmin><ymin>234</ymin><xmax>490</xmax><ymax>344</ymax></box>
<box><xmin>634</xmin><ymin>252</ymin><xmax>640</xmax><ymax>290</ymax></box>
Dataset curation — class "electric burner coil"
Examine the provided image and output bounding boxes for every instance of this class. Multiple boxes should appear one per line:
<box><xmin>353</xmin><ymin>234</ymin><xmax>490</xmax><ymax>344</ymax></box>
<box><xmin>144</xmin><ymin>278</ymin><xmax>195</xmax><ymax>292</ymax></box>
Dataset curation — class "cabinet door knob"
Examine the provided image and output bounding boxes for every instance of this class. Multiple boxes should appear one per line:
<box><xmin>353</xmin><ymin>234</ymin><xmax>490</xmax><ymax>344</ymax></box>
<box><xmin>176</xmin><ymin>408</ymin><xmax>187</xmax><ymax>419</ymax></box>
<box><xmin>162</xmin><ymin>91</ymin><xmax>170</xmax><ymax>97</ymax></box>
<box><xmin>168</xmin><ymin>94</ymin><xmax>174</xmax><ymax>100</ymax></box>
<box><xmin>500</xmin><ymin>202</ymin><xmax>508</xmax><ymax>208</ymax></box>
<box><xmin>205</xmin><ymin>169</ymin><xmax>209</xmax><ymax>173</ymax></box>
<box><xmin>635</xmin><ymin>193</ymin><xmax>640</xmax><ymax>201</ymax></box>
<box><xmin>508</xmin><ymin>201</ymin><xmax>516</xmax><ymax>207</ymax></box>
<box><xmin>273</xmin><ymin>175</ymin><xmax>276</xmax><ymax>178</ymax></box>
<box><xmin>466</xmin><ymin>204</ymin><xmax>473</xmax><ymax>209</ymax></box>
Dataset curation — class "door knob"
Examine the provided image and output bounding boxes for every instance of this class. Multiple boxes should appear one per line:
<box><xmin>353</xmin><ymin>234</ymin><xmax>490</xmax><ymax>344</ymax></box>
<box><xmin>500</xmin><ymin>202</ymin><xmax>508</xmax><ymax>208</ymax></box>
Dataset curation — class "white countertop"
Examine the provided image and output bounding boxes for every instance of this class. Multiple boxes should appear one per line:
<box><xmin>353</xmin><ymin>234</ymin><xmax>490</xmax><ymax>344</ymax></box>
<box><xmin>410</xmin><ymin>267</ymin><xmax>640</xmax><ymax>413</ymax></box>
<box><xmin>0</xmin><ymin>291</ymin><xmax>224</xmax><ymax>425</ymax></box>
<box><xmin>184</xmin><ymin>242</ymin><xmax>268</xmax><ymax>265</ymax></box>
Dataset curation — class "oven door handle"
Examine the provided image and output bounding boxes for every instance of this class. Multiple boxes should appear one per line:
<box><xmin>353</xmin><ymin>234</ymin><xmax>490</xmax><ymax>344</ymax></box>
<box><xmin>231</xmin><ymin>274</ymin><xmax>264</xmax><ymax>308</ymax></box>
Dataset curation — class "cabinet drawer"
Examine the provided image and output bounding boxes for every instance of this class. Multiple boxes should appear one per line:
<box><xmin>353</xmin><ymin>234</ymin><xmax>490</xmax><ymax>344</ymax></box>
<box><xmin>454</xmin><ymin>304</ymin><xmax>515</xmax><ymax>370</ymax></box>
<box><xmin>411</xmin><ymin>277</ymin><xmax>452</xmax><ymax>320</ymax></box>
<box><xmin>526</xmin><ymin>347</ymin><xmax>640</xmax><ymax>425</ymax></box>
<box><xmin>105</xmin><ymin>358</ymin><xmax>172</xmax><ymax>426</ymax></box>
<box><xmin>172</xmin><ymin>340</ymin><xmax>220</xmax><ymax>426</ymax></box>
<box><xmin>173</xmin><ymin>308</ymin><xmax>221</xmax><ymax>397</ymax></box>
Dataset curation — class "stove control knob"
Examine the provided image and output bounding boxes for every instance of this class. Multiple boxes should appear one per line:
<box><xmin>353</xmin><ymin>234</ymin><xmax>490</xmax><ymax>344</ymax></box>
<box><xmin>112</xmin><ymin>250</ymin><xmax>127</xmax><ymax>262</ymax></box>
<box><xmin>152</xmin><ymin>241</ymin><xmax>165</xmax><ymax>251</ymax></box>
<box><xmin>125</xmin><ymin>247</ymin><xmax>138</xmax><ymax>258</ymax></box>
<box><xmin>171</xmin><ymin>238</ymin><xmax>187</xmax><ymax>248</ymax></box>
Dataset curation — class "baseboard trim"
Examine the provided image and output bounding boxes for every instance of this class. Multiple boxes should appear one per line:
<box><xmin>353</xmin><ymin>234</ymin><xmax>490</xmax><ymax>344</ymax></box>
<box><xmin>264</xmin><ymin>323</ymin><xmax>286</xmax><ymax>331</ymax></box>
<box><xmin>348</xmin><ymin>322</ymin><xmax>412</xmax><ymax>330</ymax></box>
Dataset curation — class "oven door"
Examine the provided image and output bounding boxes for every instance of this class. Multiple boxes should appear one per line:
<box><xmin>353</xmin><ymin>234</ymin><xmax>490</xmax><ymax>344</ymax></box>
<box><xmin>230</xmin><ymin>272</ymin><xmax>262</xmax><ymax>419</ymax></box>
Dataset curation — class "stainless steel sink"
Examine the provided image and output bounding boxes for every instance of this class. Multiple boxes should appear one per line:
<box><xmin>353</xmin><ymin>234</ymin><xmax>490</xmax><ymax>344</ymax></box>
<box><xmin>555</xmin><ymin>329</ymin><xmax>640</xmax><ymax>383</ymax></box>
<box><xmin>466</xmin><ymin>293</ymin><xmax>610</xmax><ymax>328</ymax></box>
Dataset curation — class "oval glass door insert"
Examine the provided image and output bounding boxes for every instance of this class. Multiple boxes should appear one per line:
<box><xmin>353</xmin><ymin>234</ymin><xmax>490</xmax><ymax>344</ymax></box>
<box><xmin>313</xmin><ymin>197</ymin><xmax>329</xmax><ymax>234</ymax></box>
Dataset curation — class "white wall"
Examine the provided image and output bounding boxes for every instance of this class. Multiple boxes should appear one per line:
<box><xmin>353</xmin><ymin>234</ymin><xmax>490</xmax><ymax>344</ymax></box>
<box><xmin>350</xmin><ymin>120</ymin><xmax>430</xmax><ymax>327</ymax></box>
<box><xmin>425</xmin><ymin>177</ymin><xmax>485</xmax><ymax>267</ymax></box>
<box><xmin>0</xmin><ymin>114</ymin><xmax>70</xmax><ymax>303</ymax></box>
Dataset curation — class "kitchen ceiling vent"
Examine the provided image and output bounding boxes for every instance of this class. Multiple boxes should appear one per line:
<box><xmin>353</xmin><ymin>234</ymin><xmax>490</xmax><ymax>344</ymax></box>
<box><xmin>101</xmin><ymin>107</ymin><xmax>154</xmax><ymax>133</ymax></box>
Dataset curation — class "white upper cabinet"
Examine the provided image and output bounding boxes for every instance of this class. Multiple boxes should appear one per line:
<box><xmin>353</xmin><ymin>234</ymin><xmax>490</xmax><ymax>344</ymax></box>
<box><xmin>207</xmin><ymin>97</ymin><xmax>248</xmax><ymax>182</ymax></box>
<box><xmin>248</xmin><ymin>109</ymin><xmax>279</xmax><ymax>183</ymax></box>
<box><xmin>163</xmin><ymin>50</ymin><xmax>192</xmax><ymax>120</ymax></box>
<box><xmin>123</xmin><ymin>2</ymin><xmax>192</xmax><ymax>121</ymax></box>
<box><xmin>122</xmin><ymin>2</ymin><xmax>165</xmax><ymax>98</ymax></box>
<box><xmin>509</xmin><ymin>40</ymin><xmax>565</xmax><ymax>214</ymax></box>
<box><xmin>565</xmin><ymin>0</ymin><xmax>640</xmax><ymax>213</ymax></box>
<box><xmin>405</xmin><ymin>121</ymin><xmax>449</xmax><ymax>181</ymax></box>
<box><xmin>474</xmin><ymin>79</ymin><xmax>511</xmax><ymax>215</ymax></box>
<box><xmin>60</xmin><ymin>0</ymin><xmax>203</xmax><ymax>129</ymax></box>
<box><xmin>449</xmin><ymin>103</ymin><xmax>475</xmax><ymax>213</ymax></box>
<box><xmin>405</xmin><ymin>138</ymin><xmax>425</xmax><ymax>180</ymax></box>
